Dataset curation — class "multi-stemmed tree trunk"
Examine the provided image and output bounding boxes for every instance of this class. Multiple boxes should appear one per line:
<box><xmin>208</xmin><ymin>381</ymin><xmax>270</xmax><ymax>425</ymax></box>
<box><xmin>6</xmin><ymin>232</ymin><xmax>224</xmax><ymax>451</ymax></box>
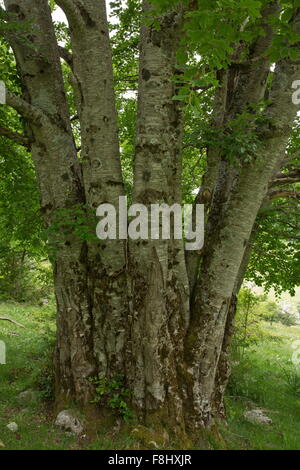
<box><xmin>3</xmin><ymin>0</ymin><xmax>300</xmax><ymax>440</ymax></box>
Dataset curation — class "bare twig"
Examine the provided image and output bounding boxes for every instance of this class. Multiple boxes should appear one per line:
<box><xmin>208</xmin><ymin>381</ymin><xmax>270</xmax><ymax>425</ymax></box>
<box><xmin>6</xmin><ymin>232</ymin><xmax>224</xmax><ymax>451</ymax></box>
<box><xmin>0</xmin><ymin>317</ymin><xmax>25</xmax><ymax>328</ymax></box>
<box><xmin>268</xmin><ymin>190</ymin><xmax>300</xmax><ymax>200</ymax></box>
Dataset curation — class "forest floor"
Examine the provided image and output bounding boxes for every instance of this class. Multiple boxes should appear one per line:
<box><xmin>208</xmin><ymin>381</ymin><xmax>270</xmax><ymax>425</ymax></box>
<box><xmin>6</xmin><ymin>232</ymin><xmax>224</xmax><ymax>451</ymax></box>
<box><xmin>0</xmin><ymin>301</ymin><xmax>300</xmax><ymax>450</ymax></box>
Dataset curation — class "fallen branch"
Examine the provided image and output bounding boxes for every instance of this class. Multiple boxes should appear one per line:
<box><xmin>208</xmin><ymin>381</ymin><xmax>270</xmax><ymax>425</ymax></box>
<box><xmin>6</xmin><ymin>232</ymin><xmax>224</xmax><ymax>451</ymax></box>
<box><xmin>0</xmin><ymin>317</ymin><xmax>25</xmax><ymax>328</ymax></box>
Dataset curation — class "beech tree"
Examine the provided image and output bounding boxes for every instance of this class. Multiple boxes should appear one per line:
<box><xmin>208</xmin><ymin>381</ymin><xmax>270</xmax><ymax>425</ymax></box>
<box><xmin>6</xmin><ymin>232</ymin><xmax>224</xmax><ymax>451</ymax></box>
<box><xmin>1</xmin><ymin>0</ymin><xmax>300</xmax><ymax>442</ymax></box>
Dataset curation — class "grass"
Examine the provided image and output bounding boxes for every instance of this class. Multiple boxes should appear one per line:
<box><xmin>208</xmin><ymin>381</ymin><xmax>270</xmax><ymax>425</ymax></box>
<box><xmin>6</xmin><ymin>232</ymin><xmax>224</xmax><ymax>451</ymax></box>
<box><xmin>223</xmin><ymin>321</ymin><xmax>300</xmax><ymax>450</ymax></box>
<box><xmin>0</xmin><ymin>301</ymin><xmax>75</xmax><ymax>450</ymax></box>
<box><xmin>0</xmin><ymin>302</ymin><xmax>143</xmax><ymax>450</ymax></box>
<box><xmin>1</xmin><ymin>302</ymin><xmax>300</xmax><ymax>450</ymax></box>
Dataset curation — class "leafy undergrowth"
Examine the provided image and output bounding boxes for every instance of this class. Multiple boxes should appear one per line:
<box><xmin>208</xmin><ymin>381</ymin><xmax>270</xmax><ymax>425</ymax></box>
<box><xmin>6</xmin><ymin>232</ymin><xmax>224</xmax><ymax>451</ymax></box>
<box><xmin>1</xmin><ymin>302</ymin><xmax>300</xmax><ymax>450</ymax></box>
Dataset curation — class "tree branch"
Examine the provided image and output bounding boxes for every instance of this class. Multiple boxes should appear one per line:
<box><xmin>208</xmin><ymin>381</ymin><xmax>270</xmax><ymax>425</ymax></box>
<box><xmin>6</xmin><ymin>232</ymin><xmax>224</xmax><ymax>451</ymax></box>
<box><xmin>270</xmin><ymin>168</ymin><xmax>300</xmax><ymax>186</ymax></box>
<box><xmin>0</xmin><ymin>125</ymin><xmax>31</xmax><ymax>148</ymax></box>
<box><xmin>6</xmin><ymin>90</ymin><xmax>46</xmax><ymax>125</ymax></box>
<box><xmin>58</xmin><ymin>46</ymin><xmax>73</xmax><ymax>68</ymax></box>
<box><xmin>268</xmin><ymin>190</ymin><xmax>300</xmax><ymax>200</ymax></box>
<box><xmin>55</xmin><ymin>0</ymin><xmax>84</xmax><ymax>30</ymax></box>
<box><xmin>272</xmin><ymin>177</ymin><xmax>300</xmax><ymax>185</ymax></box>
<box><xmin>262</xmin><ymin>230</ymin><xmax>300</xmax><ymax>240</ymax></box>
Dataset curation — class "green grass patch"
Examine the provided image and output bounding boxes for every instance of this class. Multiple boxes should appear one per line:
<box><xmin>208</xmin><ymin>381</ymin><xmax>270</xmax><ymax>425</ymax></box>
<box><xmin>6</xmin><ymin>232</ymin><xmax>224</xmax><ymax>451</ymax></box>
<box><xmin>224</xmin><ymin>322</ymin><xmax>300</xmax><ymax>450</ymax></box>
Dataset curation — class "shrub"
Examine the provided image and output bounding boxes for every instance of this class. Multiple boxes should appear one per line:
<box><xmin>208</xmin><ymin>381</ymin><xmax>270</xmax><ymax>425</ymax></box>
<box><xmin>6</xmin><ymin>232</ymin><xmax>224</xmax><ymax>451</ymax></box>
<box><xmin>231</xmin><ymin>288</ymin><xmax>266</xmax><ymax>357</ymax></box>
<box><xmin>0</xmin><ymin>248</ymin><xmax>53</xmax><ymax>303</ymax></box>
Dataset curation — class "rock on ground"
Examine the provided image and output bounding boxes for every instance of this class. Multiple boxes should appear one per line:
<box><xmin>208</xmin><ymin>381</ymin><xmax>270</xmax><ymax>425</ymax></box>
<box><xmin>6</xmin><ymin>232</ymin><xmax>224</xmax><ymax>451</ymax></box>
<box><xmin>6</xmin><ymin>422</ymin><xmax>18</xmax><ymax>433</ymax></box>
<box><xmin>55</xmin><ymin>410</ymin><xmax>83</xmax><ymax>435</ymax></box>
<box><xmin>244</xmin><ymin>409</ymin><xmax>273</xmax><ymax>425</ymax></box>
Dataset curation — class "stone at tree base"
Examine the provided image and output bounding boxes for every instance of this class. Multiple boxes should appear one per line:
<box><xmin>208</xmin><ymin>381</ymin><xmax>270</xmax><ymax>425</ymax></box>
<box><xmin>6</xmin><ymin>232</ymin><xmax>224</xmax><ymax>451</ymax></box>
<box><xmin>6</xmin><ymin>422</ymin><xmax>18</xmax><ymax>433</ymax></box>
<box><xmin>55</xmin><ymin>410</ymin><xmax>83</xmax><ymax>435</ymax></box>
<box><xmin>244</xmin><ymin>409</ymin><xmax>273</xmax><ymax>425</ymax></box>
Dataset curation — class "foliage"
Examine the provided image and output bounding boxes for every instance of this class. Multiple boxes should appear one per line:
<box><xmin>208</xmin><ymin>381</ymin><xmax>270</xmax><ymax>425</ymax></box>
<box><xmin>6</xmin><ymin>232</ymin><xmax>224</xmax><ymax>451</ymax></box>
<box><xmin>0</xmin><ymin>301</ymin><xmax>76</xmax><ymax>450</ymax></box>
<box><xmin>0</xmin><ymin>29</ymin><xmax>48</xmax><ymax>302</ymax></box>
<box><xmin>257</xmin><ymin>299</ymin><xmax>298</xmax><ymax>326</ymax></box>
<box><xmin>232</xmin><ymin>288</ymin><xmax>267</xmax><ymax>356</ymax></box>
<box><xmin>0</xmin><ymin>138</ymin><xmax>50</xmax><ymax>301</ymax></box>
<box><xmin>45</xmin><ymin>204</ymin><xmax>98</xmax><ymax>259</ymax></box>
<box><xmin>247</xmin><ymin>198</ymin><xmax>300</xmax><ymax>296</ymax></box>
<box><xmin>275</xmin><ymin>310</ymin><xmax>298</xmax><ymax>326</ymax></box>
<box><xmin>226</xmin><ymin>295</ymin><xmax>300</xmax><ymax>448</ymax></box>
<box><xmin>0</xmin><ymin>255</ymin><xmax>53</xmax><ymax>303</ymax></box>
<box><xmin>90</xmin><ymin>374</ymin><xmax>135</xmax><ymax>423</ymax></box>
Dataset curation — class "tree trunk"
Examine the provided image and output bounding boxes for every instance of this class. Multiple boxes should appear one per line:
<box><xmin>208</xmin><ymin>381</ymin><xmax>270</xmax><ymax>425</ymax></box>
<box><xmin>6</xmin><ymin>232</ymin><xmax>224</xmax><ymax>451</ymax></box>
<box><xmin>126</xmin><ymin>2</ymin><xmax>190</xmax><ymax>435</ymax></box>
<box><xmin>5</xmin><ymin>0</ymin><xmax>96</xmax><ymax>403</ymax></box>
<box><xmin>183</xmin><ymin>54</ymin><xmax>300</xmax><ymax>429</ymax></box>
<box><xmin>56</xmin><ymin>0</ymin><xmax>129</xmax><ymax>380</ymax></box>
